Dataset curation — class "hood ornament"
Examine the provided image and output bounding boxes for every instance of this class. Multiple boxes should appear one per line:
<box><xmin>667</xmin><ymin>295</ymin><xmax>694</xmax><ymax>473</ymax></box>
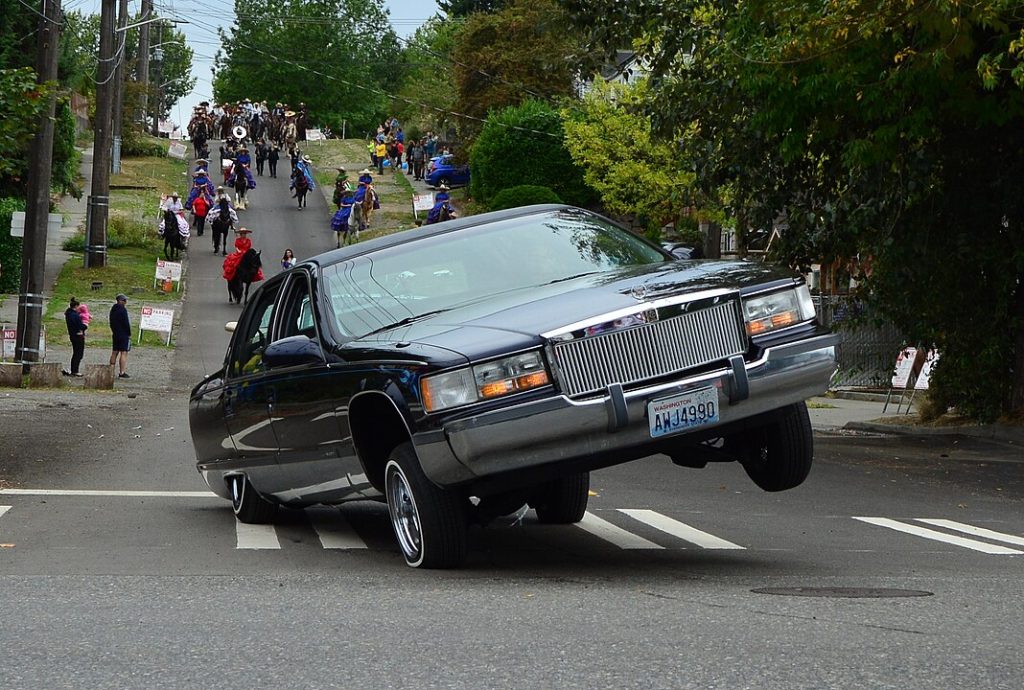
<box><xmin>629</xmin><ymin>284</ymin><xmax>648</xmax><ymax>302</ymax></box>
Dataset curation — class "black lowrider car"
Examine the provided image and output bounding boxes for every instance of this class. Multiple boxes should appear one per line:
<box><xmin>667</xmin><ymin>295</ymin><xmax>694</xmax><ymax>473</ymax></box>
<box><xmin>189</xmin><ymin>205</ymin><xmax>839</xmax><ymax>568</ymax></box>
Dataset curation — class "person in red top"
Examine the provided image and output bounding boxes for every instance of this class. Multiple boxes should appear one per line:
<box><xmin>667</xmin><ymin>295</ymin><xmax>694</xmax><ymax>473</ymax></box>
<box><xmin>222</xmin><ymin>227</ymin><xmax>264</xmax><ymax>303</ymax></box>
<box><xmin>191</xmin><ymin>192</ymin><xmax>211</xmax><ymax>237</ymax></box>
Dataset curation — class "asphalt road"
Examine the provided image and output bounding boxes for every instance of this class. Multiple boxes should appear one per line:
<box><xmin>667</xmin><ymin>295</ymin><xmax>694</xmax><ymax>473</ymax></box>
<box><xmin>2</xmin><ymin>171</ymin><xmax>1023</xmax><ymax>688</ymax></box>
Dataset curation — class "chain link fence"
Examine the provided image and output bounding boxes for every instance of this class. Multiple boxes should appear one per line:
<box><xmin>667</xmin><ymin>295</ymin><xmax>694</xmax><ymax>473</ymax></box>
<box><xmin>813</xmin><ymin>296</ymin><xmax>905</xmax><ymax>389</ymax></box>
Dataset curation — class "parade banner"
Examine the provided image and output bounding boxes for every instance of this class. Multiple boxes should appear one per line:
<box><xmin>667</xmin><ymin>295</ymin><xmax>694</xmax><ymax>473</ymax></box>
<box><xmin>139</xmin><ymin>307</ymin><xmax>174</xmax><ymax>346</ymax></box>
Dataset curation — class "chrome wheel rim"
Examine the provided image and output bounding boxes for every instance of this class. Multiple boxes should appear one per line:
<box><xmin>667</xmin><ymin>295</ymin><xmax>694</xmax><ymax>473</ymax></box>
<box><xmin>386</xmin><ymin>463</ymin><xmax>422</xmax><ymax>562</ymax></box>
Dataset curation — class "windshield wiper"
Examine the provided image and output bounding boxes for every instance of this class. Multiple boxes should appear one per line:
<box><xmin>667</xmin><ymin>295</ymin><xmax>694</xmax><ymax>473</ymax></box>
<box><xmin>545</xmin><ymin>271</ymin><xmax>599</xmax><ymax>285</ymax></box>
<box><xmin>363</xmin><ymin>309</ymin><xmax>451</xmax><ymax>337</ymax></box>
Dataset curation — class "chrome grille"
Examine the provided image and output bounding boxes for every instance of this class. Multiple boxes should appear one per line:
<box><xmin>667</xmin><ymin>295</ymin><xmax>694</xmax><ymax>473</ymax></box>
<box><xmin>552</xmin><ymin>301</ymin><xmax>747</xmax><ymax>397</ymax></box>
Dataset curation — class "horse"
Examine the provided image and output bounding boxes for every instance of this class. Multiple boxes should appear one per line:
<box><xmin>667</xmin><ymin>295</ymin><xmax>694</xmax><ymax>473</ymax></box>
<box><xmin>227</xmin><ymin>248</ymin><xmax>262</xmax><ymax>304</ymax></box>
<box><xmin>359</xmin><ymin>185</ymin><xmax>379</xmax><ymax>230</ymax></box>
<box><xmin>231</xmin><ymin>167</ymin><xmax>250</xmax><ymax>210</ymax></box>
<box><xmin>159</xmin><ymin>208</ymin><xmax>185</xmax><ymax>260</ymax></box>
<box><xmin>210</xmin><ymin>199</ymin><xmax>235</xmax><ymax>255</ymax></box>
<box><xmin>292</xmin><ymin>171</ymin><xmax>310</xmax><ymax>209</ymax></box>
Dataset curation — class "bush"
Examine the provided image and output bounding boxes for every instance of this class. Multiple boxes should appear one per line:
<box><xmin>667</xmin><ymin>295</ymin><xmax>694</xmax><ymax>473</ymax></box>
<box><xmin>121</xmin><ymin>126</ymin><xmax>167</xmax><ymax>158</ymax></box>
<box><xmin>470</xmin><ymin>100</ymin><xmax>596</xmax><ymax>208</ymax></box>
<box><xmin>489</xmin><ymin>185</ymin><xmax>563</xmax><ymax>211</ymax></box>
<box><xmin>0</xmin><ymin>197</ymin><xmax>25</xmax><ymax>292</ymax></box>
<box><xmin>61</xmin><ymin>212</ymin><xmax>160</xmax><ymax>253</ymax></box>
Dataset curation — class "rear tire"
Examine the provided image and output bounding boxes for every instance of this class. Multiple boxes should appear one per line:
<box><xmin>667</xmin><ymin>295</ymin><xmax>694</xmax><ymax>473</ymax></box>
<box><xmin>230</xmin><ymin>475</ymin><xmax>278</xmax><ymax>523</ymax></box>
<box><xmin>531</xmin><ymin>472</ymin><xmax>590</xmax><ymax>524</ymax></box>
<box><xmin>740</xmin><ymin>402</ymin><xmax>814</xmax><ymax>492</ymax></box>
<box><xmin>384</xmin><ymin>442</ymin><xmax>468</xmax><ymax>568</ymax></box>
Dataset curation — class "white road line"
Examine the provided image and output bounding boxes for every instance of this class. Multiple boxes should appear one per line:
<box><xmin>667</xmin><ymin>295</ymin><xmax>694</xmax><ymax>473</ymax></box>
<box><xmin>915</xmin><ymin>519</ymin><xmax>1024</xmax><ymax>548</ymax></box>
<box><xmin>853</xmin><ymin>517</ymin><xmax>1024</xmax><ymax>555</ymax></box>
<box><xmin>0</xmin><ymin>506</ymin><xmax>10</xmax><ymax>519</ymax></box>
<box><xmin>575</xmin><ymin>511</ymin><xmax>663</xmax><ymax>550</ymax></box>
<box><xmin>235</xmin><ymin>520</ymin><xmax>281</xmax><ymax>549</ymax></box>
<box><xmin>306</xmin><ymin>506</ymin><xmax>367</xmax><ymax>550</ymax></box>
<box><xmin>0</xmin><ymin>489</ymin><xmax>218</xmax><ymax>498</ymax></box>
<box><xmin>618</xmin><ymin>509</ymin><xmax>745</xmax><ymax>550</ymax></box>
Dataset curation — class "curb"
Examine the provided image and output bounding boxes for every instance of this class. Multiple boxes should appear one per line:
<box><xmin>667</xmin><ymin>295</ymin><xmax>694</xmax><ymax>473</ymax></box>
<box><xmin>845</xmin><ymin>420</ymin><xmax>1024</xmax><ymax>445</ymax></box>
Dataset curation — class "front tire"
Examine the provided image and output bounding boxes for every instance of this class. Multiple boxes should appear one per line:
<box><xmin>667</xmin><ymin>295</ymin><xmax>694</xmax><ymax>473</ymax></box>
<box><xmin>530</xmin><ymin>472</ymin><xmax>590</xmax><ymax>524</ymax></box>
<box><xmin>230</xmin><ymin>475</ymin><xmax>278</xmax><ymax>523</ymax></box>
<box><xmin>740</xmin><ymin>402</ymin><xmax>814</xmax><ymax>492</ymax></box>
<box><xmin>384</xmin><ymin>442</ymin><xmax>468</xmax><ymax>568</ymax></box>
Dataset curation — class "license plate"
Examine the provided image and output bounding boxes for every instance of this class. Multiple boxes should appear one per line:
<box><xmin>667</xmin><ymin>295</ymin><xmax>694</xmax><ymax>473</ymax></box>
<box><xmin>648</xmin><ymin>386</ymin><xmax>720</xmax><ymax>438</ymax></box>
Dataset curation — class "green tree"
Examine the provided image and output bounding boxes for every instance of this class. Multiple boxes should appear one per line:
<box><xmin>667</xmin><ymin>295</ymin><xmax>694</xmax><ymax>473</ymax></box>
<box><xmin>391</xmin><ymin>17</ymin><xmax>459</xmax><ymax>139</ymax></box>
<box><xmin>450</xmin><ymin>0</ymin><xmax>590</xmax><ymax>141</ymax></box>
<box><xmin>213</xmin><ymin>0</ymin><xmax>401</xmax><ymax>134</ymax></box>
<box><xmin>470</xmin><ymin>99</ymin><xmax>594</xmax><ymax>207</ymax></box>
<box><xmin>561</xmin><ymin>78</ymin><xmax>698</xmax><ymax>236</ymax></box>
<box><xmin>438</xmin><ymin>0</ymin><xmax>507</xmax><ymax>17</ymax></box>
<box><xmin>565</xmin><ymin>0</ymin><xmax>1024</xmax><ymax>419</ymax></box>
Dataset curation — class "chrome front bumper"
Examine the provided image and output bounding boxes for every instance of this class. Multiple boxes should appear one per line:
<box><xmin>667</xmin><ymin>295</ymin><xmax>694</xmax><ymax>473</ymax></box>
<box><xmin>414</xmin><ymin>334</ymin><xmax>840</xmax><ymax>486</ymax></box>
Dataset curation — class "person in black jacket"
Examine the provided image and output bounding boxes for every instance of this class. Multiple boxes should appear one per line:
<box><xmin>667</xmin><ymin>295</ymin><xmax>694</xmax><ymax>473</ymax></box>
<box><xmin>62</xmin><ymin>297</ymin><xmax>86</xmax><ymax>377</ymax></box>
<box><xmin>108</xmin><ymin>293</ymin><xmax>132</xmax><ymax>378</ymax></box>
<box><xmin>268</xmin><ymin>145</ymin><xmax>280</xmax><ymax>178</ymax></box>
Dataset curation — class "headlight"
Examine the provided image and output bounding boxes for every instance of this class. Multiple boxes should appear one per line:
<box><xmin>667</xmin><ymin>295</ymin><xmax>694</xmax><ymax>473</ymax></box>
<box><xmin>743</xmin><ymin>285</ymin><xmax>816</xmax><ymax>336</ymax></box>
<box><xmin>421</xmin><ymin>351</ymin><xmax>550</xmax><ymax>413</ymax></box>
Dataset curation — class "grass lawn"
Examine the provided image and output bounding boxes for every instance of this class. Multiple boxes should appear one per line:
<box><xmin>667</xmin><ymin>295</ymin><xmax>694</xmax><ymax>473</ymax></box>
<box><xmin>111</xmin><ymin>152</ymin><xmax>192</xmax><ymax>223</ymax></box>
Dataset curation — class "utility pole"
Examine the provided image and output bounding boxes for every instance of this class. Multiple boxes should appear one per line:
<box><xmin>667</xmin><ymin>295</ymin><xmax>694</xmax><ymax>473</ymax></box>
<box><xmin>136</xmin><ymin>0</ymin><xmax>151</xmax><ymax>124</ymax></box>
<box><xmin>85</xmin><ymin>0</ymin><xmax>116</xmax><ymax>268</ymax></box>
<box><xmin>16</xmin><ymin>0</ymin><xmax>62</xmax><ymax>368</ymax></box>
<box><xmin>110</xmin><ymin>0</ymin><xmax>129</xmax><ymax>174</ymax></box>
<box><xmin>151</xmin><ymin>21</ymin><xmax>163</xmax><ymax>136</ymax></box>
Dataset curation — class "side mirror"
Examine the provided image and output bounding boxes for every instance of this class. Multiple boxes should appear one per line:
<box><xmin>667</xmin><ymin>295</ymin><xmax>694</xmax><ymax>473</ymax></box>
<box><xmin>225</xmin><ymin>321</ymin><xmax>237</xmax><ymax>333</ymax></box>
<box><xmin>263</xmin><ymin>335</ymin><xmax>324</xmax><ymax>368</ymax></box>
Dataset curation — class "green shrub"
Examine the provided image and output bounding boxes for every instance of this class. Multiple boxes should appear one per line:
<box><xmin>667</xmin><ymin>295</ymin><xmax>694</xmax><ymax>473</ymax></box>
<box><xmin>0</xmin><ymin>197</ymin><xmax>26</xmax><ymax>292</ymax></box>
<box><xmin>61</xmin><ymin>213</ymin><xmax>160</xmax><ymax>253</ymax></box>
<box><xmin>470</xmin><ymin>100</ymin><xmax>596</xmax><ymax>208</ymax></box>
<box><xmin>489</xmin><ymin>185</ymin><xmax>563</xmax><ymax>211</ymax></box>
<box><xmin>121</xmin><ymin>126</ymin><xmax>167</xmax><ymax>158</ymax></box>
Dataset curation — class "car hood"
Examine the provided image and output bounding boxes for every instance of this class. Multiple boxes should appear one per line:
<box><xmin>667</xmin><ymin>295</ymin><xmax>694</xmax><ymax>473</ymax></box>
<box><xmin>354</xmin><ymin>260</ymin><xmax>794</xmax><ymax>361</ymax></box>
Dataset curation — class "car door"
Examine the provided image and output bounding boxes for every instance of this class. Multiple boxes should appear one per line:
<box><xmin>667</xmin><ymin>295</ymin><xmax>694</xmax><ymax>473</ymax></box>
<box><xmin>222</xmin><ymin>279</ymin><xmax>283</xmax><ymax>490</ymax></box>
<box><xmin>264</xmin><ymin>270</ymin><xmax>369</xmax><ymax>504</ymax></box>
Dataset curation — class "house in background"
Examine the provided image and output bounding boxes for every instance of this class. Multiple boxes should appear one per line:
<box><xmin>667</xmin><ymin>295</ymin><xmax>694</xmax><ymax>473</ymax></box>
<box><xmin>576</xmin><ymin>50</ymin><xmax>651</xmax><ymax>98</ymax></box>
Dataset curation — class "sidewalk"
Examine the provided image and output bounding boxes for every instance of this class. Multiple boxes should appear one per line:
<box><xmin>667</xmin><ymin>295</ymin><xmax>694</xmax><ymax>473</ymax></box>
<box><xmin>807</xmin><ymin>394</ymin><xmax>1024</xmax><ymax>446</ymax></box>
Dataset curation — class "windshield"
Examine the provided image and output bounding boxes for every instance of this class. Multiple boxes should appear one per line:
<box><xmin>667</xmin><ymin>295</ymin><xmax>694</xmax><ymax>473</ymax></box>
<box><xmin>321</xmin><ymin>209</ymin><xmax>667</xmax><ymax>338</ymax></box>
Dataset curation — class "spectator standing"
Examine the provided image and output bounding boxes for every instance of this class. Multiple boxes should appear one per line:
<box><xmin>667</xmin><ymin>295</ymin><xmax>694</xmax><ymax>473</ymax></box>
<box><xmin>281</xmin><ymin>249</ymin><xmax>296</xmax><ymax>270</ymax></box>
<box><xmin>62</xmin><ymin>297</ymin><xmax>86</xmax><ymax>377</ymax></box>
<box><xmin>375</xmin><ymin>140</ymin><xmax>387</xmax><ymax>175</ymax></box>
<box><xmin>109</xmin><ymin>294</ymin><xmax>131</xmax><ymax>378</ymax></box>
<box><xmin>410</xmin><ymin>140</ymin><xmax>427</xmax><ymax>181</ymax></box>
<box><xmin>255</xmin><ymin>140</ymin><xmax>269</xmax><ymax>176</ymax></box>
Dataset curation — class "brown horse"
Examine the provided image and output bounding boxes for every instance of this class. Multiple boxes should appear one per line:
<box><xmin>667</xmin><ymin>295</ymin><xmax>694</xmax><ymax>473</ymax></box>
<box><xmin>359</xmin><ymin>185</ymin><xmax>379</xmax><ymax>230</ymax></box>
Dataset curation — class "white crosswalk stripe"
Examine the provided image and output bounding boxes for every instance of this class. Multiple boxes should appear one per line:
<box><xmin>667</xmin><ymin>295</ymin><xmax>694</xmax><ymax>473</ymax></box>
<box><xmin>853</xmin><ymin>517</ymin><xmax>1024</xmax><ymax>555</ymax></box>
<box><xmin>0</xmin><ymin>506</ymin><xmax>11</xmax><ymax>520</ymax></box>
<box><xmin>306</xmin><ymin>506</ymin><xmax>368</xmax><ymax>550</ymax></box>
<box><xmin>235</xmin><ymin>520</ymin><xmax>281</xmax><ymax>549</ymax></box>
<box><xmin>575</xmin><ymin>511</ymin><xmax>663</xmax><ymax>550</ymax></box>
<box><xmin>914</xmin><ymin>519</ymin><xmax>1024</xmax><ymax>548</ymax></box>
<box><xmin>618</xmin><ymin>509</ymin><xmax>745</xmax><ymax>549</ymax></box>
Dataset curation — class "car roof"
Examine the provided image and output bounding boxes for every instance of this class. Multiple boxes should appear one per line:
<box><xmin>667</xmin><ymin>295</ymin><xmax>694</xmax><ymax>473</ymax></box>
<box><xmin>298</xmin><ymin>204</ymin><xmax>592</xmax><ymax>269</ymax></box>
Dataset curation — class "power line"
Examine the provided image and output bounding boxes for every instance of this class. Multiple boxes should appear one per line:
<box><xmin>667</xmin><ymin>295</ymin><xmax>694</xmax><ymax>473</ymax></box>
<box><xmin>15</xmin><ymin>0</ymin><xmax>64</xmax><ymax>25</ymax></box>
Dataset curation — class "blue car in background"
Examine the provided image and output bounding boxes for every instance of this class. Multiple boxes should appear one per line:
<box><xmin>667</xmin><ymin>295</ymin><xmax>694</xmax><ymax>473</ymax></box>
<box><xmin>425</xmin><ymin>155</ymin><xmax>470</xmax><ymax>189</ymax></box>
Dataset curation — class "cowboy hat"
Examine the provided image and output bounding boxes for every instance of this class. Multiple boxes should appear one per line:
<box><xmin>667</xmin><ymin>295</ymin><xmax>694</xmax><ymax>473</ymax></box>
<box><xmin>436</xmin><ymin>184</ymin><xmax>450</xmax><ymax>191</ymax></box>
<box><xmin>235</xmin><ymin>226</ymin><xmax>252</xmax><ymax>235</ymax></box>
<box><xmin>359</xmin><ymin>168</ymin><xmax>372</xmax><ymax>175</ymax></box>
<box><xmin>336</xmin><ymin>167</ymin><xmax>347</xmax><ymax>173</ymax></box>
<box><xmin>284</xmin><ymin>110</ymin><xmax>296</xmax><ymax>117</ymax></box>
<box><xmin>302</xmin><ymin>155</ymin><xmax>311</xmax><ymax>163</ymax></box>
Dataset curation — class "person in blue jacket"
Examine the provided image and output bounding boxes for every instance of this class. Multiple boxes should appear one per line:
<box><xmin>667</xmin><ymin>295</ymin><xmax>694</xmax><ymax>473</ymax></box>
<box><xmin>62</xmin><ymin>296</ymin><xmax>87</xmax><ymax>377</ymax></box>
<box><xmin>108</xmin><ymin>293</ymin><xmax>132</xmax><ymax>378</ymax></box>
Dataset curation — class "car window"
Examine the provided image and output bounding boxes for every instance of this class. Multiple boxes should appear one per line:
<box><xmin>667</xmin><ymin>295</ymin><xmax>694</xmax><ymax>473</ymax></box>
<box><xmin>228</xmin><ymin>283</ymin><xmax>280</xmax><ymax>378</ymax></box>
<box><xmin>276</xmin><ymin>272</ymin><xmax>319</xmax><ymax>342</ymax></box>
<box><xmin>321</xmin><ymin>209</ymin><xmax>667</xmax><ymax>338</ymax></box>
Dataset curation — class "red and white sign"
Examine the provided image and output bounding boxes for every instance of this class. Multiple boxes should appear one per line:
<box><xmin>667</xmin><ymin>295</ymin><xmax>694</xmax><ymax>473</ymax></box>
<box><xmin>138</xmin><ymin>306</ymin><xmax>175</xmax><ymax>345</ymax></box>
<box><xmin>0</xmin><ymin>326</ymin><xmax>46</xmax><ymax>361</ymax></box>
<box><xmin>155</xmin><ymin>259</ymin><xmax>183</xmax><ymax>282</ymax></box>
<box><xmin>412</xmin><ymin>193</ymin><xmax>434</xmax><ymax>215</ymax></box>
<box><xmin>891</xmin><ymin>347</ymin><xmax>920</xmax><ymax>389</ymax></box>
<box><xmin>914</xmin><ymin>350</ymin><xmax>940</xmax><ymax>390</ymax></box>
